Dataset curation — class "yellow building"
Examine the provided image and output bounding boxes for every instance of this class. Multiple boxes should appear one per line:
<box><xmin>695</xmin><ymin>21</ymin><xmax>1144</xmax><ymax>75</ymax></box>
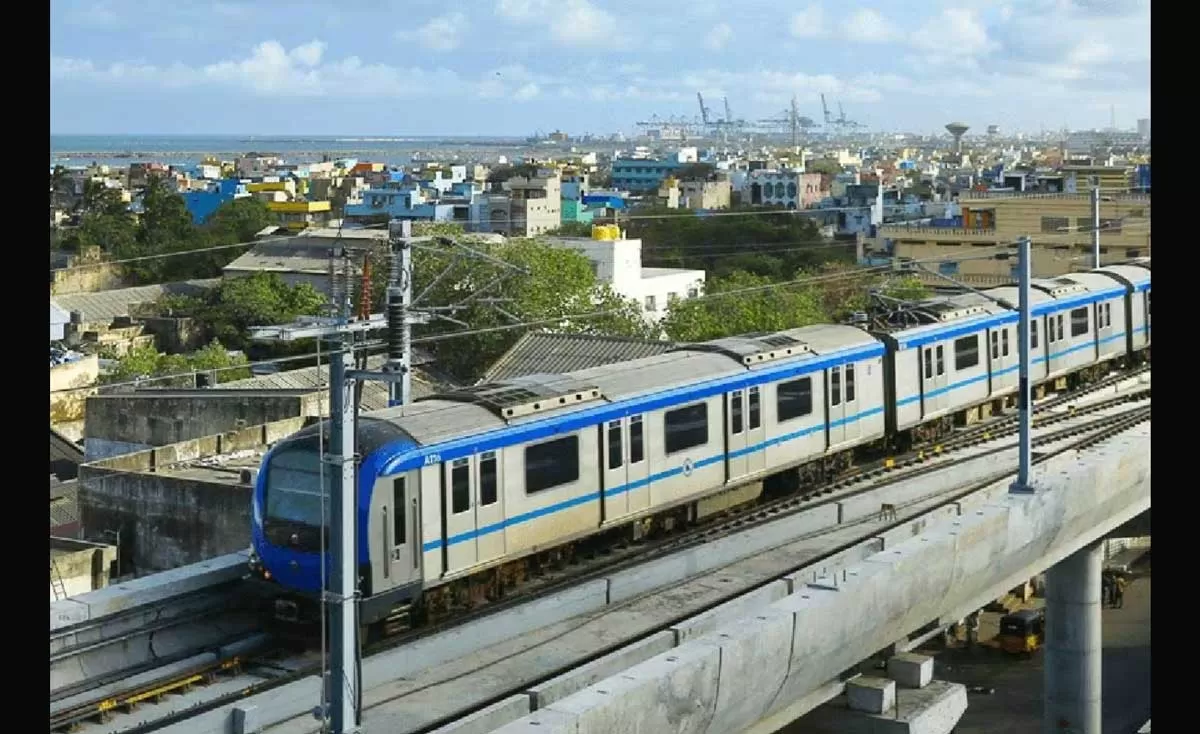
<box><xmin>879</xmin><ymin>192</ymin><xmax>1151</xmax><ymax>286</ymax></box>
<box><xmin>267</xmin><ymin>200</ymin><xmax>333</xmax><ymax>231</ymax></box>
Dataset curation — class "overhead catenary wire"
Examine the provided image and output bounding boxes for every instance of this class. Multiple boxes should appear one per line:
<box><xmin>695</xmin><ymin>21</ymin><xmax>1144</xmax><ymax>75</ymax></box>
<box><xmin>49</xmin><ymin>243</ymin><xmax>1028</xmax><ymax>396</ymax></box>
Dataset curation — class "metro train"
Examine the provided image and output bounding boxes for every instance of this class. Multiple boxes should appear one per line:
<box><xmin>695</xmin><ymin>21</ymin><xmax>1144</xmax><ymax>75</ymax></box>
<box><xmin>247</xmin><ymin>260</ymin><xmax>1150</xmax><ymax>637</ymax></box>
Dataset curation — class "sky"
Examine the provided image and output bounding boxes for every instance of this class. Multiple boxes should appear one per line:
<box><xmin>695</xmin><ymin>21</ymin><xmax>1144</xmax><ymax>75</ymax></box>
<box><xmin>49</xmin><ymin>0</ymin><xmax>1150</xmax><ymax>137</ymax></box>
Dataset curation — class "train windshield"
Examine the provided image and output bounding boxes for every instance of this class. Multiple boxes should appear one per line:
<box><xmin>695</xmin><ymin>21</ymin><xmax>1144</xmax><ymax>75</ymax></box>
<box><xmin>263</xmin><ymin>447</ymin><xmax>333</xmax><ymax>536</ymax></box>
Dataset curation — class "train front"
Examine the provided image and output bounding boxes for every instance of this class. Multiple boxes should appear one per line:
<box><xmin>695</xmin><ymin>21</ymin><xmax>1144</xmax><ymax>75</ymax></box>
<box><xmin>246</xmin><ymin>428</ymin><xmax>365</xmax><ymax>638</ymax></box>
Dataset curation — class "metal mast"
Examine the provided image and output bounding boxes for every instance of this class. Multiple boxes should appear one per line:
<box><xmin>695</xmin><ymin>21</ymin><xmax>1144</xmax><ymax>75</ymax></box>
<box><xmin>248</xmin><ymin>222</ymin><xmax>528</xmax><ymax>732</ymax></box>
<box><xmin>1010</xmin><ymin>236</ymin><xmax>1034</xmax><ymax>493</ymax></box>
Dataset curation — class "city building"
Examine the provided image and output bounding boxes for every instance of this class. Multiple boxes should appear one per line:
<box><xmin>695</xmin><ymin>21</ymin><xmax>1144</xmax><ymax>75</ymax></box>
<box><xmin>878</xmin><ymin>191</ymin><xmax>1151</xmax><ymax>284</ymax></box>
<box><xmin>472</xmin><ymin>172</ymin><xmax>562</xmax><ymax>237</ymax></box>
<box><xmin>678</xmin><ymin>179</ymin><xmax>732</xmax><ymax>210</ymax></box>
<box><xmin>611</xmin><ymin>148</ymin><xmax>698</xmax><ymax>192</ymax></box>
<box><xmin>223</xmin><ymin>227</ymin><xmax>388</xmax><ymax>295</ymax></box>
<box><xmin>267</xmin><ymin>200</ymin><xmax>333</xmax><ymax>231</ymax></box>
<box><xmin>547</xmin><ymin>226</ymin><xmax>705</xmax><ymax>325</ymax></box>
<box><xmin>1137</xmin><ymin>118</ymin><xmax>1151</xmax><ymax>141</ymax></box>
<box><xmin>744</xmin><ymin>170</ymin><xmax>827</xmax><ymax>209</ymax></box>
<box><xmin>181</xmin><ymin>179</ymin><xmax>250</xmax><ymax>224</ymax></box>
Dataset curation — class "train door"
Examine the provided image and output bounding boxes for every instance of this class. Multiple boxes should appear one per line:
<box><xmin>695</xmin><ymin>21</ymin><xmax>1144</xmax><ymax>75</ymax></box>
<box><xmin>725</xmin><ymin>390</ymin><xmax>749</xmax><ymax>481</ymax></box>
<box><xmin>626</xmin><ymin>414</ymin><xmax>650</xmax><ymax>515</ymax></box>
<box><xmin>920</xmin><ymin>344</ymin><xmax>944</xmax><ymax>416</ymax></box>
<box><xmin>932</xmin><ymin>344</ymin><xmax>947</xmax><ymax>412</ymax></box>
<box><xmin>744</xmin><ymin>387</ymin><xmax>766</xmax><ymax>475</ymax></box>
<box><xmin>842</xmin><ymin>363</ymin><xmax>860</xmax><ymax>441</ymax></box>
<box><xmin>374</xmin><ymin>472</ymin><xmax>420</xmax><ymax>593</ymax></box>
<box><xmin>442</xmin><ymin>457</ymin><xmax>477</xmax><ymax>574</ymax></box>
<box><xmin>474</xmin><ymin>451</ymin><xmax>505</xmax><ymax>564</ymax></box>
<box><xmin>826</xmin><ymin>366</ymin><xmax>845</xmax><ymax>447</ymax></box>
<box><xmin>1145</xmin><ymin>289</ymin><xmax>1151</xmax><ymax>340</ymax></box>
<box><xmin>602</xmin><ymin>419</ymin><xmax>628</xmax><ymax>521</ymax></box>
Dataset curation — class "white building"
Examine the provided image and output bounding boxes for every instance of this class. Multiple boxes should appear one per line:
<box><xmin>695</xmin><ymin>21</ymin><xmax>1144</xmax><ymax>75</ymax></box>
<box><xmin>548</xmin><ymin>228</ymin><xmax>705</xmax><ymax>325</ymax></box>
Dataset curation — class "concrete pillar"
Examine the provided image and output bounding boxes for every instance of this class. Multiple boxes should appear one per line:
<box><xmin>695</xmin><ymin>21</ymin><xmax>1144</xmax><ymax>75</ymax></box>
<box><xmin>1044</xmin><ymin>541</ymin><xmax>1103</xmax><ymax>734</ymax></box>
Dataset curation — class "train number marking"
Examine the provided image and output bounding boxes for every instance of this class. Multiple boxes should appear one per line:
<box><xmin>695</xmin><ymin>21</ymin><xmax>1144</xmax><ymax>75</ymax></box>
<box><xmin>424</xmin><ymin>454</ymin><xmax>442</xmax><ymax>466</ymax></box>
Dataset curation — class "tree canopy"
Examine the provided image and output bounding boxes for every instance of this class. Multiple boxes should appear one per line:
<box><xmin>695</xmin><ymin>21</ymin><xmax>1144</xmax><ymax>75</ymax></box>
<box><xmin>661</xmin><ymin>265</ymin><xmax>931</xmax><ymax>343</ymax></box>
<box><xmin>102</xmin><ymin>340</ymin><xmax>251</xmax><ymax>387</ymax></box>
<box><xmin>624</xmin><ymin>207</ymin><xmax>847</xmax><ymax>278</ymax></box>
<box><xmin>369</xmin><ymin>237</ymin><xmax>651</xmax><ymax>380</ymax></box>
<box><xmin>58</xmin><ymin>175</ymin><xmax>276</xmax><ymax>284</ymax></box>
<box><xmin>159</xmin><ymin>272</ymin><xmax>327</xmax><ymax>352</ymax></box>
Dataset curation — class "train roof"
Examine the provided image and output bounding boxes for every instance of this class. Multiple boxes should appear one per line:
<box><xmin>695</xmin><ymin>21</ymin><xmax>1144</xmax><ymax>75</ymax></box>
<box><xmin>875</xmin><ymin>292</ymin><xmax>1017</xmax><ymax>350</ymax></box>
<box><xmin>1093</xmin><ymin>264</ymin><xmax>1151</xmax><ymax>289</ymax></box>
<box><xmin>359</xmin><ymin>326</ymin><xmax>884</xmax><ymax>450</ymax></box>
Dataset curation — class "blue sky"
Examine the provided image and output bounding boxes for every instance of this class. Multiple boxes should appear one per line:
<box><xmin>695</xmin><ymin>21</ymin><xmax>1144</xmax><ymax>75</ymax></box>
<box><xmin>50</xmin><ymin>0</ymin><xmax>1150</xmax><ymax>137</ymax></box>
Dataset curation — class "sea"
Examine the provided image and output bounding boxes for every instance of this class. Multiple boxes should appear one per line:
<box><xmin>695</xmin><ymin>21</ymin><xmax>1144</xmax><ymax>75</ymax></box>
<box><xmin>49</xmin><ymin>134</ymin><xmax>536</xmax><ymax>170</ymax></box>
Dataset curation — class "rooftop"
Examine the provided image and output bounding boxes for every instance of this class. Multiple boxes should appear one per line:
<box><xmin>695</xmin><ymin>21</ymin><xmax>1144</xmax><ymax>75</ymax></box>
<box><xmin>158</xmin><ymin>448</ymin><xmax>266</xmax><ymax>486</ymax></box>
<box><xmin>642</xmin><ymin>266</ymin><xmax>704</xmax><ymax>278</ymax></box>
<box><xmin>482</xmin><ymin>332</ymin><xmax>677</xmax><ymax>383</ymax></box>
<box><xmin>52</xmin><ymin>279</ymin><xmax>219</xmax><ymax>324</ymax></box>
<box><xmin>220</xmin><ymin>353</ymin><xmax>441</xmax><ymax>410</ymax></box>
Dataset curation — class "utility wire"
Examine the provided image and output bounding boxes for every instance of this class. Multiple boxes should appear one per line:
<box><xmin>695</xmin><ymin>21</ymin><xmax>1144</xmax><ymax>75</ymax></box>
<box><xmin>49</xmin><ymin>244</ymin><xmax>1025</xmax><ymax>396</ymax></box>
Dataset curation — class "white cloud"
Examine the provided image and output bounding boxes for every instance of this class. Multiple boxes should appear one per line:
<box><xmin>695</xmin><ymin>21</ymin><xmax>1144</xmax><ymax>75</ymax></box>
<box><xmin>513</xmin><ymin>83</ymin><xmax>540</xmax><ymax>100</ymax></box>
<box><xmin>842</xmin><ymin>9</ymin><xmax>894</xmax><ymax>43</ymax></box>
<box><xmin>911</xmin><ymin>9</ymin><xmax>991</xmax><ymax>53</ymax></box>
<box><xmin>396</xmin><ymin>12</ymin><xmax>469</xmax><ymax>52</ymax></box>
<box><xmin>789</xmin><ymin>5</ymin><xmax>827</xmax><ymax>39</ymax></box>
<box><xmin>705</xmin><ymin>23</ymin><xmax>733</xmax><ymax>51</ymax></box>
<box><xmin>50</xmin><ymin>40</ymin><xmax>463</xmax><ymax>99</ymax></box>
<box><xmin>494</xmin><ymin>0</ymin><xmax>617</xmax><ymax>47</ymax></box>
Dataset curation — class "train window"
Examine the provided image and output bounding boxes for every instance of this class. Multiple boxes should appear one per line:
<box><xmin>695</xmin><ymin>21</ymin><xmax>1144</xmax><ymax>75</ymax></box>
<box><xmin>830</xmin><ymin>367</ymin><xmax>841</xmax><ymax>407</ymax></box>
<box><xmin>990</xmin><ymin>331</ymin><xmax>999</xmax><ymax>360</ymax></box>
<box><xmin>607</xmin><ymin>421</ymin><xmax>623</xmax><ymax>470</ymax></box>
<box><xmin>480</xmin><ymin>452</ymin><xmax>498</xmax><ymax>506</ymax></box>
<box><xmin>525</xmin><ymin>435</ymin><xmax>580</xmax><ymax>494</ymax></box>
<box><xmin>777</xmin><ymin>377</ymin><xmax>813</xmax><ymax>422</ymax></box>
<box><xmin>731</xmin><ymin>391</ymin><xmax>744</xmax><ymax>435</ymax></box>
<box><xmin>1031</xmin><ymin>321</ymin><xmax>1039</xmax><ymax>349</ymax></box>
<box><xmin>935</xmin><ymin>345</ymin><xmax>944</xmax><ymax>376</ymax></box>
<box><xmin>846</xmin><ymin>364</ymin><xmax>856</xmax><ymax>402</ymax></box>
<box><xmin>1057</xmin><ymin>314</ymin><xmax>1065</xmax><ymax>341</ymax></box>
<box><xmin>1105</xmin><ymin>303</ymin><xmax>1112</xmax><ymax>327</ymax></box>
<box><xmin>954</xmin><ymin>335</ymin><xmax>980</xmax><ymax>370</ymax></box>
<box><xmin>665</xmin><ymin>402</ymin><xmax>709</xmax><ymax>455</ymax></box>
<box><xmin>392</xmin><ymin>477</ymin><xmax>406</xmax><ymax>545</ymax></box>
<box><xmin>923</xmin><ymin>349</ymin><xmax>932</xmax><ymax>380</ymax></box>
<box><xmin>1002</xmin><ymin>329</ymin><xmax>1009</xmax><ymax>358</ymax></box>
<box><xmin>748</xmin><ymin>387</ymin><xmax>761</xmax><ymax>430</ymax></box>
<box><xmin>630</xmin><ymin>415</ymin><xmax>645</xmax><ymax>464</ymax></box>
<box><xmin>1070</xmin><ymin>307</ymin><xmax>1088</xmax><ymax>337</ymax></box>
<box><xmin>451</xmin><ymin>459</ymin><xmax>470</xmax><ymax>514</ymax></box>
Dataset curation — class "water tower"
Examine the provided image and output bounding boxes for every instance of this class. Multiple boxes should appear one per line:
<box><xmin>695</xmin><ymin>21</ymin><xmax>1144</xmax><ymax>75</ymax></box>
<box><xmin>946</xmin><ymin>122</ymin><xmax>969</xmax><ymax>154</ymax></box>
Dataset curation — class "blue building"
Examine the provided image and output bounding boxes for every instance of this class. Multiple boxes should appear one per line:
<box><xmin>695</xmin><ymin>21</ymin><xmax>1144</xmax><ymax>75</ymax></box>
<box><xmin>181</xmin><ymin>179</ymin><xmax>248</xmax><ymax>224</ymax></box>
<box><xmin>611</xmin><ymin>157</ymin><xmax>686</xmax><ymax>192</ymax></box>
<box><xmin>1134</xmin><ymin>164</ymin><xmax>1150</xmax><ymax>193</ymax></box>
<box><xmin>345</xmin><ymin>181</ymin><xmax>479</xmax><ymax>223</ymax></box>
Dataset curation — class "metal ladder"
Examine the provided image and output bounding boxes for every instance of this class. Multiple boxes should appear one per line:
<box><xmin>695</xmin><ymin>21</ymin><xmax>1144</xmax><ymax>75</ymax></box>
<box><xmin>50</xmin><ymin>560</ymin><xmax>67</xmax><ymax>601</ymax></box>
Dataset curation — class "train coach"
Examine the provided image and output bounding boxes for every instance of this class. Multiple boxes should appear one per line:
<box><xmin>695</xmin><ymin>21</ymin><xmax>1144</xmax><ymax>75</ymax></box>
<box><xmin>247</xmin><ymin>260</ymin><xmax>1150</xmax><ymax>638</ymax></box>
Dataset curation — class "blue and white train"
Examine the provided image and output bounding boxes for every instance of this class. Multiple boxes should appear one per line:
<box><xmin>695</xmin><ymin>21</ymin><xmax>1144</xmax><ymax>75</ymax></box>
<box><xmin>247</xmin><ymin>260</ymin><xmax>1150</xmax><ymax>633</ymax></box>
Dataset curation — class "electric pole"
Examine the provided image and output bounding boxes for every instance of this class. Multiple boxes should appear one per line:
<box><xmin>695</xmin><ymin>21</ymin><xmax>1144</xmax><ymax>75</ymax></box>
<box><xmin>1091</xmin><ymin>186</ymin><xmax>1101</xmax><ymax>268</ymax></box>
<box><xmin>1010</xmin><ymin>236</ymin><xmax>1034</xmax><ymax>494</ymax></box>
<box><xmin>247</xmin><ymin>222</ymin><xmax>529</xmax><ymax>733</ymax></box>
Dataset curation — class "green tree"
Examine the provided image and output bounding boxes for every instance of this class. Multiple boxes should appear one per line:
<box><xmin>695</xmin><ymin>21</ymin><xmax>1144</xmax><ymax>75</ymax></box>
<box><xmin>547</xmin><ymin>221</ymin><xmax>594</xmax><ymax>237</ymax></box>
<box><xmin>104</xmin><ymin>340</ymin><xmax>251</xmax><ymax>386</ymax></box>
<box><xmin>805</xmin><ymin>159</ymin><xmax>843</xmax><ymax>177</ymax></box>
<box><xmin>661</xmin><ymin>270</ymin><xmax>827</xmax><ymax>342</ymax></box>
<box><xmin>205</xmin><ymin>197</ymin><xmax>274</xmax><ymax>243</ymax></box>
<box><xmin>370</xmin><ymin>238</ymin><xmax>652</xmax><ymax>380</ymax></box>
<box><xmin>626</xmin><ymin>207</ymin><xmax>841</xmax><ymax>279</ymax></box>
<box><xmin>160</xmin><ymin>272</ymin><xmax>327</xmax><ymax>351</ymax></box>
